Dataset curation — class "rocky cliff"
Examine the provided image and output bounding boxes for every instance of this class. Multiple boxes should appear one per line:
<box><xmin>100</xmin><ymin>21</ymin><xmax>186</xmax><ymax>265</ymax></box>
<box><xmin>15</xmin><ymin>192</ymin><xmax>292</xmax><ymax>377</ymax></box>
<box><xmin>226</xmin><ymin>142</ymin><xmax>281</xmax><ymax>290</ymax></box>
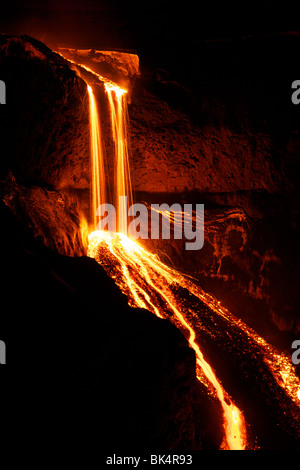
<box><xmin>0</xmin><ymin>34</ymin><xmax>225</xmax><ymax>451</ymax></box>
<box><xmin>1</xmin><ymin>33</ymin><xmax>299</xmax><ymax>348</ymax></box>
<box><xmin>0</xmin><ymin>34</ymin><xmax>90</xmax><ymax>189</ymax></box>
<box><xmin>0</xmin><ymin>195</ymin><xmax>225</xmax><ymax>450</ymax></box>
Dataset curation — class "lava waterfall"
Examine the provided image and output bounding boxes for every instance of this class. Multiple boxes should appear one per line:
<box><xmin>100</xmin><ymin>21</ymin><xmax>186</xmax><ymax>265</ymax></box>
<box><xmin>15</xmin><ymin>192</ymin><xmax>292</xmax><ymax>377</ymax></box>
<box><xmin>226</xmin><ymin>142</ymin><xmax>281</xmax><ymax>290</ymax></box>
<box><xmin>70</xmin><ymin>56</ymin><xmax>300</xmax><ymax>450</ymax></box>
<box><xmin>1</xmin><ymin>36</ymin><xmax>300</xmax><ymax>453</ymax></box>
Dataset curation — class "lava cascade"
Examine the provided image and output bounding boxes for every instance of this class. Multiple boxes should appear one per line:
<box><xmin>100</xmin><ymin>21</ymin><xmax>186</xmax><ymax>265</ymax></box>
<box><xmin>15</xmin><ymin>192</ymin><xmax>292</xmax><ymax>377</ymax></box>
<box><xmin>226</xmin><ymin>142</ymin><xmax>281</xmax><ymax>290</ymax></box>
<box><xmin>58</xmin><ymin>51</ymin><xmax>300</xmax><ymax>450</ymax></box>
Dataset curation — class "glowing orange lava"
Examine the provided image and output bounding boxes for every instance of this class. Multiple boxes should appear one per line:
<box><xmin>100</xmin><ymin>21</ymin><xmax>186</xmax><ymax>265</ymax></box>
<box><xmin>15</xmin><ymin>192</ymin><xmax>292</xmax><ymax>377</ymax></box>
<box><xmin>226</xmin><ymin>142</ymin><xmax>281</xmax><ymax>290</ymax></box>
<box><xmin>87</xmin><ymin>85</ymin><xmax>107</xmax><ymax>228</ymax></box>
<box><xmin>84</xmin><ymin>62</ymin><xmax>248</xmax><ymax>449</ymax></box>
<box><xmin>59</xmin><ymin>51</ymin><xmax>300</xmax><ymax>450</ymax></box>
<box><xmin>57</xmin><ymin>51</ymin><xmax>133</xmax><ymax>234</ymax></box>
<box><xmin>104</xmin><ymin>83</ymin><xmax>133</xmax><ymax>234</ymax></box>
<box><xmin>88</xmin><ymin>230</ymin><xmax>248</xmax><ymax>450</ymax></box>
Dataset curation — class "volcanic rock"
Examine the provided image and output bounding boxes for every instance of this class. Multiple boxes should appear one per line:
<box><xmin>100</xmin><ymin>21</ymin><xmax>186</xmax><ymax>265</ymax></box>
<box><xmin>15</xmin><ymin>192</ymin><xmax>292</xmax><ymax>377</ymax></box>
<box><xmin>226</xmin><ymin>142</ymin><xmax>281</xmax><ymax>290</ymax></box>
<box><xmin>0</xmin><ymin>34</ymin><xmax>90</xmax><ymax>190</ymax></box>
<box><xmin>2</xmin><ymin>172</ymin><xmax>86</xmax><ymax>256</ymax></box>
<box><xmin>0</xmin><ymin>200</ymin><xmax>223</xmax><ymax>451</ymax></box>
<box><xmin>58</xmin><ymin>47</ymin><xmax>140</xmax><ymax>87</ymax></box>
<box><xmin>1</xmin><ymin>33</ymin><xmax>299</xmax><ymax>346</ymax></box>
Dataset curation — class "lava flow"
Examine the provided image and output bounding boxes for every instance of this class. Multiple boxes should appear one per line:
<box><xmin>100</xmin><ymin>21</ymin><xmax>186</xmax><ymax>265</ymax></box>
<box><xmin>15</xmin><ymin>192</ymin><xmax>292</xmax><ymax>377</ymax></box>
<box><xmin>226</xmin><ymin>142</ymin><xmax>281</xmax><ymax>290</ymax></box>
<box><xmin>80</xmin><ymin>60</ymin><xmax>248</xmax><ymax>450</ymax></box>
<box><xmin>88</xmin><ymin>230</ymin><xmax>248</xmax><ymax>450</ymax></box>
<box><xmin>87</xmin><ymin>85</ymin><xmax>107</xmax><ymax>229</ymax></box>
<box><xmin>58</xmin><ymin>52</ymin><xmax>133</xmax><ymax>232</ymax></box>
<box><xmin>87</xmin><ymin>229</ymin><xmax>300</xmax><ymax>450</ymax></box>
<box><xmin>59</xmin><ymin>51</ymin><xmax>300</xmax><ymax>450</ymax></box>
<box><xmin>105</xmin><ymin>83</ymin><xmax>133</xmax><ymax>234</ymax></box>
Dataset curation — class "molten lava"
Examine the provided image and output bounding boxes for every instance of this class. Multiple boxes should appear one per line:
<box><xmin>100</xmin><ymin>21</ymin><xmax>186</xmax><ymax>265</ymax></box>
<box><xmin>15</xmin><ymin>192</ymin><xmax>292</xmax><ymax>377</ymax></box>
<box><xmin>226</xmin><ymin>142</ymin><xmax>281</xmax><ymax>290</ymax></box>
<box><xmin>104</xmin><ymin>83</ymin><xmax>133</xmax><ymax>234</ymax></box>
<box><xmin>82</xmin><ymin>60</ymin><xmax>248</xmax><ymax>449</ymax></box>
<box><xmin>59</xmin><ymin>50</ymin><xmax>300</xmax><ymax>450</ymax></box>
<box><xmin>87</xmin><ymin>231</ymin><xmax>247</xmax><ymax>449</ymax></box>
<box><xmin>88</xmin><ymin>229</ymin><xmax>300</xmax><ymax>450</ymax></box>
<box><xmin>87</xmin><ymin>85</ymin><xmax>107</xmax><ymax>228</ymax></box>
<box><xmin>58</xmin><ymin>51</ymin><xmax>133</xmax><ymax>234</ymax></box>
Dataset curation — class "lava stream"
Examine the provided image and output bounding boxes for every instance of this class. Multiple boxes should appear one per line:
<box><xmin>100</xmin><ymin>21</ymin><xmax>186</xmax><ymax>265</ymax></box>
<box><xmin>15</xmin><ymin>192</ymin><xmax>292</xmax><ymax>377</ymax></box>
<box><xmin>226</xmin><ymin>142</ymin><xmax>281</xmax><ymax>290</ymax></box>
<box><xmin>87</xmin><ymin>85</ymin><xmax>107</xmax><ymax>228</ymax></box>
<box><xmin>88</xmin><ymin>230</ymin><xmax>247</xmax><ymax>450</ymax></box>
<box><xmin>105</xmin><ymin>85</ymin><xmax>133</xmax><ymax>234</ymax></box>
<box><xmin>82</xmin><ymin>59</ymin><xmax>247</xmax><ymax>449</ymax></box>
<box><xmin>58</xmin><ymin>51</ymin><xmax>133</xmax><ymax>233</ymax></box>
<box><xmin>60</xmin><ymin>52</ymin><xmax>300</xmax><ymax>449</ymax></box>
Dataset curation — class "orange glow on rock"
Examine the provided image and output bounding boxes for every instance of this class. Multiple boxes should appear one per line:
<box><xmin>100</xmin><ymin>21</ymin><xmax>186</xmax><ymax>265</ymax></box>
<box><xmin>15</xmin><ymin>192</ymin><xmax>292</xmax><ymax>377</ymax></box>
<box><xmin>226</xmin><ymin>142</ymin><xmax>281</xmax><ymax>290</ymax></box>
<box><xmin>84</xmin><ymin>63</ymin><xmax>248</xmax><ymax>450</ymax></box>
<box><xmin>58</xmin><ymin>51</ymin><xmax>300</xmax><ymax>450</ymax></box>
<box><xmin>88</xmin><ymin>229</ymin><xmax>248</xmax><ymax>450</ymax></box>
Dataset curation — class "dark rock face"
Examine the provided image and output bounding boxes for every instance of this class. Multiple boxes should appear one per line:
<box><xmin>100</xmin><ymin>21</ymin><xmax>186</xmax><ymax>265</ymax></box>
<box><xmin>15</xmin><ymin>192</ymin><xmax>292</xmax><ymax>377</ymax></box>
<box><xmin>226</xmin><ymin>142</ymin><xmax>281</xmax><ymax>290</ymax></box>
<box><xmin>0</xmin><ymin>34</ymin><xmax>299</xmax><ymax>449</ymax></box>
<box><xmin>0</xmin><ymin>35</ymin><xmax>224</xmax><ymax>450</ymax></box>
<box><xmin>130</xmin><ymin>34</ymin><xmax>300</xmax><ymax>196</ymax></box>
<box><xmin>129</xmin><ymin>85</ymin><xmax>281</xmax><ymax>194</ymax></box>
<box><xmin>140</xmin><ymin>201</ymin><xmax>300</xmax><ymax>343</ymax></box>
<box><xmin>1</xmin><ymin>33</ymin><xmax>299</xmax><ymax>338</ymax></box>
<box><xmin>2</xmin><ymin>172</ymin><xmax>86</xmax><ymax>256</ymax></box>
<box><xmin>0</xmin><ymin>34</ymin><xmax>90</xmax><ymax>190</ymax></box>
<box><xmin>4</xmin><ymin>33</ymin><xmax>299</xmax><ymax>195</ymax></box>
<box><xmin>0</xmin><ymin>200</ymin><xmax>223</xmax><ymax>450</ymax></box>
<box><xmin>128</xmin><ymin>34</ymin><xmax>300</xmax><ymax>341</ymax></box>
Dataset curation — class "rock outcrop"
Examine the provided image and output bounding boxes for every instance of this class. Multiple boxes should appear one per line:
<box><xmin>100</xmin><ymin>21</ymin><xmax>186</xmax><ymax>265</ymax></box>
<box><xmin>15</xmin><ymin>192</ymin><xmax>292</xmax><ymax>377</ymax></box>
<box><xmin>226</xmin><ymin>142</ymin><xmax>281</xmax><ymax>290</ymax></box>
<box><xmin>0</xmin><ymin>34</ymin><xmax>90</xmax><ymax>190</ymax></box>
<box><xmin>2</xmin><ymin>172</ymin><xmax>86</xmax><ymax>256</ymax></box>
<box><xmin>0</xmin><ymin>199</ymin><xmax>222</xmax><ymax>450</ymax></box>
<box><xmin>1</xmin><ymin>33</ymin><xmax>299</xmax><ymax>343</ymax></box>
<box><xmin>58</xmin><ymin>47</ymin><xmax>140</xmax><ymax>86</ymax></box>
<box><xmin>0</xmin><ymin>34</ymin><xmax>225</xmax><ymax>451</ymax></box>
